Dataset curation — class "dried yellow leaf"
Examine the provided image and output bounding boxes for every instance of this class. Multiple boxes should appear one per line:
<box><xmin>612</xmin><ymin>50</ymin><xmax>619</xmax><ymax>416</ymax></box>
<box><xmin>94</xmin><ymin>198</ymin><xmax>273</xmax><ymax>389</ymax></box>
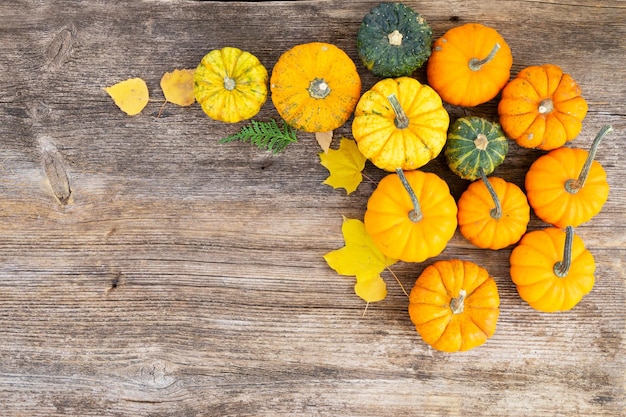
<box><xmin>104</xmin><ymin>77</ymin><xmax>149</xmax><ymax>116</ymax></box>
<box><xmin>323</xmin><ymin>217</ymin><xmax>397</xmax><ymax>303</ymax></box>
<box><xmin>315</xmin><ymin>130</ymin><xmax>333</xmax><ymax>153</ymax></box>
<box><xmin>319</xmin><ymin>137</ymin><xmax>367</xmax><ymax>195</ymax></box>
<box><xmin>355</xmin><ymin>271</ymin><xmax>387</xmax><ymax>304</ymax></box>
<box><xmin>160</xmin><ymin>69</ymin><xmax>195</xmax><ymax>106</ymax></box>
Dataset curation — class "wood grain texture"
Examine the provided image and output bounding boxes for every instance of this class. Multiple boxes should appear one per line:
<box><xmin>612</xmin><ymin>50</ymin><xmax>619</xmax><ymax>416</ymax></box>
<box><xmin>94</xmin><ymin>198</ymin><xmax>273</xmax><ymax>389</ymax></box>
<box><xmin>0</xmin><ymin>1</ymin><xmax>624</xmax><ymax>416</ymax></box>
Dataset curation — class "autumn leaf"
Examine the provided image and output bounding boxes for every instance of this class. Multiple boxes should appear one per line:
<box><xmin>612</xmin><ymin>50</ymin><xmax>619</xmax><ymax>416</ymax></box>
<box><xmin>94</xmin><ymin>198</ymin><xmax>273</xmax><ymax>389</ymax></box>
<box><xmin>104</xmin><ymin>77</ymin><xmax>149</xmax><ymax>116</ymax></box>
<box><xmin>160</xmin><ymin>69</ymin><xmax>195</xmax><ymax>106</ymax></box>
<box><xmin>324</xmin><ymin>217</ymin><xmax>397</xmax><ymax>303</ymax></box>
<box><xmin>315</xmin><ymin>130</ymin><xmax>333</xmax><ymax>153</ymax></box>
<box><xmin>354</xmin><ymin>270</ymin><xmax>389</xmax><ymax>304</ymax></box>
<box><xmin>319</xmin><ymin>137</ymin><xmax>367</xmax><ymax>195</ymax></box>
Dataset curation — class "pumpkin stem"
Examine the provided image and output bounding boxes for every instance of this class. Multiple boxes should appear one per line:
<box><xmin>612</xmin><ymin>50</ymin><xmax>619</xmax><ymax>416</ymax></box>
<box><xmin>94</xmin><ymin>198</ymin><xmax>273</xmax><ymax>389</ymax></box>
<box><xmin>468</xmin><ymin>43</ymin><xmax>500</xmax><ymax>71</ymax></box>
<box><xmin>450</xmin><ymin>289</ymin><xmax>467</xmax><ymax>314</ymax></box>
<box><xmin>554</xmin><ymin>226</ymin><xmax>574</xmax><ymax>278</ymax></box>
<box><xmin>479</xmin><ymin>168</ymin><xmax>502</xmax><ymax>220</ymax></box>
<box><xmin>387</xmin><ymin>29</ymin><xmax>403</xmax><ymax>46</ymax></box>
<box><xmin>564</xmin><ymin>125</ymin><xmax>613</xmax><ymax>194</ymax></box>
<box><xmin>395</xmin><ymin>168</ymin><xmax>423</xmax><ymax>223</ymax></box>
<box><xmin>474</xmin><ymin>134</ymin><xmax>489</xmax><ymax>151</ymax></box>
<box><xmin>308</xmin><ymin>77</ymin><xmax>331</xmax><ymax>99</ymax></box>
<box><xmin>387</xmin><ymin>94</ymin><xmax>409</xmax><ymax>129</ymax></box>
<box><xmin>538</xmin><ymin>98</ymin><xmax>554</xmax><ymax>114</ymax></box>
<box><xmin>223</xmin><ymin>76</ymin><xmax>236</xmax><ymax>91</ymax></box>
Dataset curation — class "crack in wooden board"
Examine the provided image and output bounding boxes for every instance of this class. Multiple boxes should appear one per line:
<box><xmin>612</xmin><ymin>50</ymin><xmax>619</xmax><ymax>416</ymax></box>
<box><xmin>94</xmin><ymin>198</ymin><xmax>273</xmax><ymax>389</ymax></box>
<box><xmin>39</xmin><ymin>137</ymin><xmax>72</xmax><ymax>205</ymax></box>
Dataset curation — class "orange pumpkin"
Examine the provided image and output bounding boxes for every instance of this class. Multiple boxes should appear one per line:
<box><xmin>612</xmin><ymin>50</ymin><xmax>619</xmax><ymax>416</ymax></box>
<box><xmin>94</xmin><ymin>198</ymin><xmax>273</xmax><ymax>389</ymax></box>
<box><xmin>498</xmin><ymin>64</ymin><xmax>588</xmax><ymax>150</ymax></box>
<box><xmin>510</xmin><ymin>226</ymin><xmax>595</xmax><ymax>312</ymax></box>
<box><xmin>427</xmin><ymin>23</ymin><xmax>513</xmax><ymax>107</ymax></box>
<box><xmin>364</xmin><ymin>169</ymin><xmax>457</xmax><ymax>263</ymax></box>
<box><xmin>408</xmin><ymin>259</ymin><xmax>500</xmax><ymax>352</ymax></box>
<box><xmin>270</xmin><ymin>42</ymin><xmax>361</xmax><ymax>133</ymax></box>
<box><xmin>525</xmin><ymin>125</ymin><xmax>612</xmax><ymax>228</ymax></box>
<box><xmin>457</xmin><ymin>170</ymin><xmax>530</xmax><ymax>250</ymax></box>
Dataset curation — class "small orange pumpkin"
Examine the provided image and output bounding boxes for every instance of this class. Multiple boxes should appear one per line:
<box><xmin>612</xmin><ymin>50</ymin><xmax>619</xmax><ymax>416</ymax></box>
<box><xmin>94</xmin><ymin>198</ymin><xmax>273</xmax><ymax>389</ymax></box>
<box><xmin>427</xmin><ymin>23</ymin><xmax>513</xmax><ymax>107</ymax></box>
<box><xmin>364</xmin><ymin>169</ymin><xmax>457</xmax><ymax>263</ymax></box>
<box><xmin>498</xmin><ymin>64</ymin><xmax>588</xmax><ymax>150</ymax></box>
<box><xmin>408</xmin><ymin>259</ymin><xmax>500</xmax><ymax>352</ymax></box>
<box><xmin>270</xmin><ymin>42</ymin><xmax>361</xmax><ymax>133</ymax></box>
<box><xmin>510</xmin><ymin>226</ymin><xmax>595</xmax><ymax>312</ymax></box>
<box><xmin>457</xmin><ymin>170</ymin><xmax>530</xmax><ymax>250</ymax></box>
<box><xmin>525</xmin><ymin>125</ymin><xmax>612</xmax><ymax>228</ymax></box>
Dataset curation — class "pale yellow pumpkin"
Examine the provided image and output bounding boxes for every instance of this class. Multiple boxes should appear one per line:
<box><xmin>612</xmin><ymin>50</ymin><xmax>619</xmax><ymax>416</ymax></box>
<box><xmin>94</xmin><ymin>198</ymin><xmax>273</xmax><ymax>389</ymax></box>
<box><xmin>352</xmin><ymin>77</ymin><xmax>449</xmax><ymax>172</ymax></box>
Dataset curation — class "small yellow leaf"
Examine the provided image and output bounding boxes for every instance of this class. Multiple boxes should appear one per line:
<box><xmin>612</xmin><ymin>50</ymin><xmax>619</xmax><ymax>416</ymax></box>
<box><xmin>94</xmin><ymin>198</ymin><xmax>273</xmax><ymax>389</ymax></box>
<box><xmin>355</xmin><ymin>271</ymin><xmax>387</xmax><ymax>303</ymax></box>
<box><xmin>104</xmin><ymin>77</ymin><xmax>149</xmax><ymax>116</ymax></box>
<box><xmin>319</xmin><ymin>137</ymin><xmax>367</xmax><ymax>195</ymax></box>
<box><xmin>315</xmin><ymin>130</ymin><xmax>333</xmax><ymax>153</ymax></box>
<box><xmin>160</xmin><ymin>69</ymin><xmax>195</xmax><ymax>106</ymax></box>
<box><xmin>323</xmin><ymin>217</ymin><xmax>397</xmax><ymax>303</ymax></box>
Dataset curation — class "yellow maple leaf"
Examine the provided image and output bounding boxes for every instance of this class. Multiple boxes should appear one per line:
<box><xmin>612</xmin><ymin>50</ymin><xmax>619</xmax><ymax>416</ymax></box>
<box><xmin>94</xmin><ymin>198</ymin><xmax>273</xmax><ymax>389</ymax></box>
<box><xmin>104</xmin><ymin>77</ymin><xmax>149</xmax><ymax>116</ymax></box>
<box><xmin>354</xmin><ymin>271</ymin><xmax>389</xmax><ymax>304</ymax></box>
<box><xmin>160</xmin><ymin>69</ymin><xmax>195</xmax><ymax>106</ymax></box>
<box><xmin>319</xmin><ymin>137</ymin><xmax>367</xmax><ymax>195</ymax></box>
<box><xmin>323</xmin><ymin>217</ymin><xmax>397</xmax><ymax>303</ymax></box>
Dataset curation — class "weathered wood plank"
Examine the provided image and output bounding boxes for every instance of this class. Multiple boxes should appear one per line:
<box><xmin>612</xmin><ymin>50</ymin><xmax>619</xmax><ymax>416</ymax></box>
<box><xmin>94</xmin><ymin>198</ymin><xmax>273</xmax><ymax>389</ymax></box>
<box><xmin>0</xmin><ymin>0</ymin><xmax>624</xmax><ymax>416</ymax></box>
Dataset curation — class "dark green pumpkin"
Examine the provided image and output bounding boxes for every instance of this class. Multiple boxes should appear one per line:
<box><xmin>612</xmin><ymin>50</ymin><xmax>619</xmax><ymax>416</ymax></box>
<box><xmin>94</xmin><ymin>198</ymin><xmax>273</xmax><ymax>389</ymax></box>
<box><xmin>357</xmin><ymin>2</ymin><xmax>432</xmax><ymax>78</ymax></box>
<box><xmin>445</xmin><ymin>116</ymin><xmax>509</xmax><ymax>181</ymax></box>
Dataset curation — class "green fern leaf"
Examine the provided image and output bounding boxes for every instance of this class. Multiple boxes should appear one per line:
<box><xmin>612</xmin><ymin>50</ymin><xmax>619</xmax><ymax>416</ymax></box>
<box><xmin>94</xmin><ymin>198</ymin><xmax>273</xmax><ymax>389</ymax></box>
<box><xmin>220</xmin><ymin>119</ymin><xmax>298</xmax><ymax>154</ymax></box>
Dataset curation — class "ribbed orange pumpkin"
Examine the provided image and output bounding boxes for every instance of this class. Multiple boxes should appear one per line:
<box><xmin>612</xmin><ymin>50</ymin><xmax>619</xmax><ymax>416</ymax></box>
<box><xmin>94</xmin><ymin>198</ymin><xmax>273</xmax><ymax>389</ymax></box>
<box><xmin>457</xmin><ymin>171</ymin><xmax>530</xmax><ymax>250</ymax></box>
<box><xmin>525</xmin><ymin>125</ymin><xmax>612</xmax><ymax>228</ymax></box>
<box><xmin>364</xmin><ymin>169</ymin><xmax>457</xmax><ymax>263</ymax></box>
<box><xmin>510</xmin><ymin>226</ymin><xmax>595</xmax><ymax>312</ymax></box>
<box><xmin>427</xmin><ymin>23</ymin><xmax>512</xmax><ymax>107</ymax></box>
<box><xmin>498</xmin><ymin>64</ymin><xmax>588</xmax><ymax>150</ymax></box>
<box><xmin>409</xmin><ymin>259</ymin><xmax>500</xmax><ymax>352</ymax></box>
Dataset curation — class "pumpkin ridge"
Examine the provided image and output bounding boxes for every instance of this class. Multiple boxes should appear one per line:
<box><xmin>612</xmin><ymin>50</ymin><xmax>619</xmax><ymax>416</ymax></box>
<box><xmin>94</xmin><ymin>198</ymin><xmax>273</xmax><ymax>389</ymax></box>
<box><xmin>511</xmin><ymin>266</ymin><xmax>556</xmax><ymax>286</ymax></box>
<box><xmin>413</xmin><ymin>306</ymin><xmax>452</xmax><ymax>323</ymax></box>
<box><xmin>536</xmin><ymin>282</ymin><xmax>567</xmax><ymax>311</ymax></box>
<box><xmin>410</xmin><ymin>284</ymin><xmax>448</xmax><ymax>303</ymax></box>
<box><xmin>227</xmin><ymin>52</ymin><xmax>251</xmax><ymax>81</ymax></box>
<box><xmin>553</xmin><ymin>73</ymin><xmax>580</xmax><ymax>100</ymax></box>
<box><xmin>428</xmin><ymin>60</ymin><xmax>466</xmax><ymax>91</ymax></box>
<box><xmin>432</xmin><ymin>260</ymin><xmax>461</xmax><ymax>298</ymax></box>
<box><xmin>415</xmin><ymin>316</ymin><xmax>452</xmax><ymax>343</ymax></box>
<box><xmin>436</xmin><ymin>30</ymin><xmax>470</xmax><ymax>59</ymax></box>
<box><xmin>514</xmin><ymin>243</ymin><xmax>555</xmax><ymax>269</ymax></box>
<box><xmin>521</xmin><ymin>66</ymin><xmax>551</xmax><ymax>97</ymax></box>
<box><xmin>463</xmin><ymin>313</ymin><xmax>491</xmax><ymax>339</ymax></box>
<box><xmin>368</xmin><ymin>214</ymin><xmax>410</xmax><ymax>235</ymax></box>
<box><xmin>363</xmin><ymin>130</ymin><xmax>397</xmax><ymax>158</ymax></box>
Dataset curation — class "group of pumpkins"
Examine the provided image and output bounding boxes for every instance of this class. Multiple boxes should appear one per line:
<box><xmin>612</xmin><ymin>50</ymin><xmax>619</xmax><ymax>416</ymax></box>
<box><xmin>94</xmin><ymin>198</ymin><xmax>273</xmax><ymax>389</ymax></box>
<box><xmin>192</xmin><ymin>2</ymin><xmax>611</xmax><ymax>352</ymax></box>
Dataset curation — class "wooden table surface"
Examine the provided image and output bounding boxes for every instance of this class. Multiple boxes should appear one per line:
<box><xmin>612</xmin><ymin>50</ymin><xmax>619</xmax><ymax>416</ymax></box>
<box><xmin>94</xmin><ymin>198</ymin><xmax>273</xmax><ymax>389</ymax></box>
<box><xmin>1</xmin><ymin>1</ymin><xmax>624</xmax><ymax>416</ymax></box>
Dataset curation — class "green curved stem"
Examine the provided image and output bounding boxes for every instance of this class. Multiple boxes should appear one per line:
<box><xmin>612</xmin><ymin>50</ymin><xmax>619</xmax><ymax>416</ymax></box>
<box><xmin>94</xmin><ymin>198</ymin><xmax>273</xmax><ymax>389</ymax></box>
<box><xmin>554</xmin><ymin>226</ymin><xmax>574</xmax><ymax>278</ymax></box>
<box><xmin>479</xmin><ymin>168</ymin><xmax>502</xmax><ymax>220</ymax></box>
<box><xmin>387</xmin><ymin>94</ymin><xmax>409</xmax><ymax>129</ymax></box>
<box><xmin>450</xmin><ymin>289</ymin><xmax>467</xmax><ymax>314</ymax></box>
<box><xmin>469</xmin><ymin>43</ymin><xmax>500</xmax><ymax>71</ymax></box>
<box><xmin>565</xmin><ymin>125</ymin><xmax>613</xmax><ymax>194</ymax></box>
<box><xmin>395</xmin><ymin>168</ymin><xmax>422</xmax><ymax>223</ymax></box>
